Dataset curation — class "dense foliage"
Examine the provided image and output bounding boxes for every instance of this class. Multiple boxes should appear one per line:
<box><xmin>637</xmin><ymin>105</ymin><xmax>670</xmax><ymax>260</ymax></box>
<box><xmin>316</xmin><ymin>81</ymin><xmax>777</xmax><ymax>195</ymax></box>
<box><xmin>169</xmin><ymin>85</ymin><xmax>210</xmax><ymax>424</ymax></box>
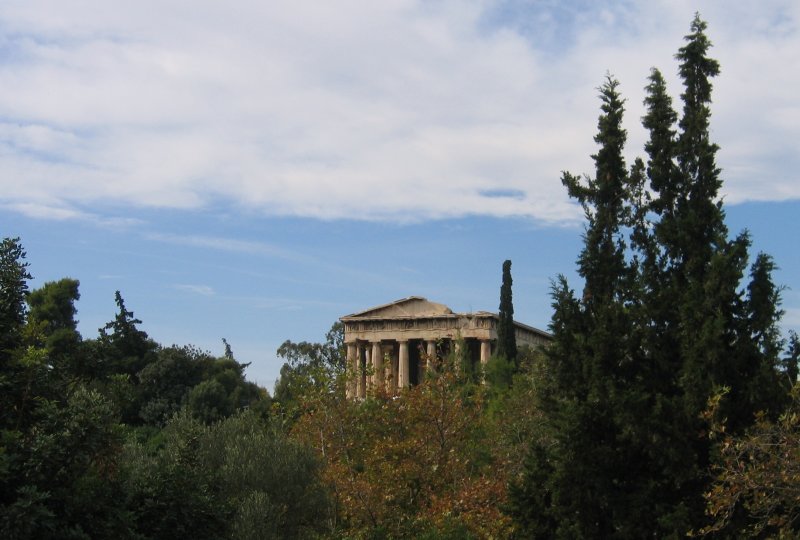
<box><xmin>0</xmin><ymin>243</ymin><xmax>311</xmax><ymax>539</ymax></box>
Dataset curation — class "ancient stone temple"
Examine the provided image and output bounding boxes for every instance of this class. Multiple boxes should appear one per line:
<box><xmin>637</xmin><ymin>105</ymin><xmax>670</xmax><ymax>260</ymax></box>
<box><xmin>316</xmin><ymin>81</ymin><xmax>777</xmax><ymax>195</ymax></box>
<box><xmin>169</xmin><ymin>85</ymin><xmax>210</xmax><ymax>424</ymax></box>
<box><xmin>341</xmin><ymin>296</ymin><xmax>551</xmax><ymax>398</ymax></box>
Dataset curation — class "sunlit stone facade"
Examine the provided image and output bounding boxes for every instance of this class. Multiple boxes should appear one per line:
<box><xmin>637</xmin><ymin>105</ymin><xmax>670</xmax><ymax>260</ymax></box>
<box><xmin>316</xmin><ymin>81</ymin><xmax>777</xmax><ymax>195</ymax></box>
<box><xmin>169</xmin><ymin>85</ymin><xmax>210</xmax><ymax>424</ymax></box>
<box><xmin>341</xmin><ymin>296</ymin><xmax>551</xmax><ymax>398</ymax></box>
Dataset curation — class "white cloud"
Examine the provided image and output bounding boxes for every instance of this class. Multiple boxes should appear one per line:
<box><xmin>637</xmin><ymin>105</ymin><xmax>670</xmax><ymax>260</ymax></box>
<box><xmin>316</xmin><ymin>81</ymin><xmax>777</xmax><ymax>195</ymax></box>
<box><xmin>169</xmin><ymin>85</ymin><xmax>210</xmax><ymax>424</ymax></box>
<box><xmin>0</xmin><ymin>0</ymin><xmax>797</xmax><ymax>224</ymax></box>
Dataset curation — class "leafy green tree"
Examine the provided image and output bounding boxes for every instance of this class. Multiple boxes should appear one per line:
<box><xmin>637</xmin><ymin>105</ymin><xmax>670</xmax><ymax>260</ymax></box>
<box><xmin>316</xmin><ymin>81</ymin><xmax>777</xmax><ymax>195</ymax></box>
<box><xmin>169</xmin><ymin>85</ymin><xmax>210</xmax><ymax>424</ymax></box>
<box><xmin>273</xmin><ymin>322</ymin><xmax>345</xmax><ymax>423</ymax></box>
<box><xmin>136</xmin><ymin>345</ymin><xmax>209</xmax><ymax>425</ymax></box>
<box><xmin>186</xmin><ymin>379</ymin><xmax>231</xmax><ymax>423</ymax></box>
<box><xmin>123</xmin><ymin>410</ymin><xmax>328</xmax><ymax>539</ymax></box>
<box><xmin>0</xmin><ymin>237</ymin><xmax>31</xmax><ymax>359</ymax></box>
<box><xmin>484</xmin><ymin>354</ymin><xmax>515</xmax><ymax>395</ymax></box>
<box><xmin>0</xmin><ymin>242</ymin><xmax>275</xmax><ymax>538</ymax></box>
<box><xmin>292</xmin><ymin>364</ymin><xmax>509</xmax><ymax>538</ymax></box>
<box><xmin>26</xmin><ymin>278</ymin><xmax>83</xmax><ymax>380</ymax></box>
<box><xmin>201</xmin><ymin>411</ymin><xmax>330</xmax><ymax>539</ymax></box>
<box><xmin>123</xmin><ymin>412</ymin><xmax>226</xmax><ymax>540</ymax></box>
<box><xmin>0</xmin><ymin>237</ymin><xmax>33</xmax><ymax>431</ymax></box>
<box><xmin>701</xmin><ymin>385</ymin><xmax>800</xmax><ymax>537</ymax></box>
<box><xmin>1</xmin><ymin>385</ymin><xmax>132</xmax><ymax>540</ymax></box>
<box><xmin>640</xmin><ymin>16</ymin><xmax>787</xmax><ymax>533</ymax></box>
<box><xmin>495</xmin><ymin>260</ymin><xmax>517</xmax><ymax>366</ymax></box>
<box><xmin>195</xmin><ymin>354</ymin><xmax>264</xmax><ymax>421</ymax></box>
<box><xmin>1</xmin><ymin>243</ymin><xmax>133</xmax><ymax>538</ymax></box>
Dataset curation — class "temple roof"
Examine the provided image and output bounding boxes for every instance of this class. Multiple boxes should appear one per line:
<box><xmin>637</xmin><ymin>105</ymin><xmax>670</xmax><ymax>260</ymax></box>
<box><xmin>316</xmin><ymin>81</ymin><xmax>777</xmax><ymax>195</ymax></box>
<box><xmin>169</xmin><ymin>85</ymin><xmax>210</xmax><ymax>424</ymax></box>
<box><xmin>341</xmin><ymin>296</ymin><xmax>454</xmax><ymax>319</ymax></box>
<box><xmin>341</xmin><ymin>296</ymin><xmax>553</xmax><ymax>340</ymax></box>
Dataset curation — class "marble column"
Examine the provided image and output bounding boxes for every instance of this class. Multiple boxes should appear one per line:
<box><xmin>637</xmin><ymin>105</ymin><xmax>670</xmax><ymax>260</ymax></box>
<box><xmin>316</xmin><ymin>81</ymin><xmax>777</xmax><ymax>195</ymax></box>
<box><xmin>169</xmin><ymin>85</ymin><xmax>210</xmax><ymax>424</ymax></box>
<box><xmin>346</xmin><ymin>342</ymin><xmax>357</xmax><ymax>399</ymax></box>
<box><xmin>480</xmin><ymin>339</ymin><xmax>491</xmax><ymax>365</ymax></box>
<box><xmin>417</xmin><ymin>343</ymin><xmax>426</xmax><ymax>381</ymax></box>
<box><xmin>365</xmin><ymin>346</ymin><xmax>373</xmax><ymax>391</ymax></box>
<box><xmin>357</xmin><ymin>344</ymin><xmax>366</xmax><ymax>398</ymax></box>
<box><xmin>426</xmin><ymin>340</ymin><xmax>436</xmax><ymax>372</ymax></box>
<box><xmin>383</xmin><ymin>343</ymin><xmax>394</xmax><ymax>388</ymax></box>
<box><xmin>371</xmin><ymin>341</ymin><xmax>383</xmax><ymax>391</ymax></box>
<box><xmin>398</xmin><ymin>340</ymin><xmax>409</xmax><ymax>388</ymax></box>
<box><xmin>389</xmin><ymin>344</ymin><xmax>398</xmax><ymax>391</ymax></box>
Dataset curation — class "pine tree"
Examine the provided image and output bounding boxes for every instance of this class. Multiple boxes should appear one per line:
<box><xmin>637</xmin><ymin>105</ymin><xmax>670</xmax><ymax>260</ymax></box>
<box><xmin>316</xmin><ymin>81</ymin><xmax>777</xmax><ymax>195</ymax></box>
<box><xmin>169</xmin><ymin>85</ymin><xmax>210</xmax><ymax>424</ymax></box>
<box><xmin>495</xmin><ymin>259</ymin><xmax>517</xmax><ymax>365</ymax></box>
<box><xmin>98</xmin><ymin>291</ymin><xmax>157</xmax><ymax>378</ymax></box>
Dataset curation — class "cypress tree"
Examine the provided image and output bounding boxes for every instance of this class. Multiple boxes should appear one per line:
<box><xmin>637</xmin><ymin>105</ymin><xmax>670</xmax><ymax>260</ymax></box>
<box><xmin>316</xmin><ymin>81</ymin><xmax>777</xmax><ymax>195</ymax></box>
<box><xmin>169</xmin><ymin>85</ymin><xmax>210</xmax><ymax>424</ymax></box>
<box><xmin>509</xmin><ymin>15</ymin><xmax>789</xmax><ymax>537</ymax></box>
<box><xmin>495</xmin><ymin>259</ymin><xmax>517</xmax><ymax>365</ymax></box>
<box><xmin>737</xmin><ymin>253</ymin><xmax>786</xmax><ymax>417</ymax></box>
<box><xmin>510</xmin><ymin>76</ymin><xmax>639</xmax><ymax>538</ymax></box>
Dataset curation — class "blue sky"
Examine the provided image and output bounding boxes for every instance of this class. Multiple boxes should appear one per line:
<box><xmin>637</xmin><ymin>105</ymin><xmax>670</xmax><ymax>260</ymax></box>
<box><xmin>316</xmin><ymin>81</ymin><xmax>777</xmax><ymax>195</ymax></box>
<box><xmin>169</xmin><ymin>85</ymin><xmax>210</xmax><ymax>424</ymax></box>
<box><xmin>1</xmin><ymin>1</ymin><xmax>798</xmax><ymax>389</ymax></box>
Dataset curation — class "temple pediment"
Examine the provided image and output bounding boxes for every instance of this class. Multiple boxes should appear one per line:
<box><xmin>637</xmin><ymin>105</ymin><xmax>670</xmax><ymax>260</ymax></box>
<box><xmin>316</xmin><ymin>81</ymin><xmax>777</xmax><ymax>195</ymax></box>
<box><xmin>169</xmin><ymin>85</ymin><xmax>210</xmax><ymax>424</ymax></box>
<box><xmin>342</xmin><ymin>296</ymin><xmax>454</xmax><ymax>319</ymax></box>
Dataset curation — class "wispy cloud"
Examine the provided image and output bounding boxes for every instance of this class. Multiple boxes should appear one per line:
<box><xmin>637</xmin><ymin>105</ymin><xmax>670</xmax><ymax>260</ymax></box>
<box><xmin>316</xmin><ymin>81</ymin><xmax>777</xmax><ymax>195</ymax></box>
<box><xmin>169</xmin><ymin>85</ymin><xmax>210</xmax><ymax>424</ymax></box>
<box><xmin>146</xmin><ymin>233</ymin><xmax>313</xmax><ymax>263</ymax></box>
<box><xmin>175</xmin><ymin>283</ymin><xmax>215</xmax><ymax>296</ymax></box>
<box><xmin>4</xmin><ymin>202</ymin><xmax>143</xmax><ymax>228</ymax></box>
<box><xmin>0</xmin><ymin>1</ymin><xmax>797</xmax><ymax>224</ymax></box>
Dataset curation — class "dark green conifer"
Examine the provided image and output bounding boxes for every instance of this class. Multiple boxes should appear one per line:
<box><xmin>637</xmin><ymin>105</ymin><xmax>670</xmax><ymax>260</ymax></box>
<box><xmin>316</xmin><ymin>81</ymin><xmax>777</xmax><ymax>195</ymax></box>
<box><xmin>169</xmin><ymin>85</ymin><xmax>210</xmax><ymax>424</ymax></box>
<box><xmin>495</xmin><ymin>259</ymin><xmax>517</xmax><ymax>365</ymax></box>
<box><xmin>510</xmin><ymin>15</ymin><xmax>789</xmax><ymax>537</ymax></box>
<box><xmin>98</xmin><ymin>291</ymin><xmax>157</xmax><ymax>379</ymax></box>
<box><xmin>510</xmin><ymin>76</ymin><xmax>639</xmax><ymax>537</ymax></box>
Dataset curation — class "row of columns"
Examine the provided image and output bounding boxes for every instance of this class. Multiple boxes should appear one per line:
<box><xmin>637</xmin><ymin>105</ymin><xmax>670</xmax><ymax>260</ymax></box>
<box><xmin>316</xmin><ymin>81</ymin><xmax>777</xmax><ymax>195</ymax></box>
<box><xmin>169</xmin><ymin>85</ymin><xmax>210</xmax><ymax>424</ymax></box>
<box><xmin>346</xmin><ymin>338</ymin><xmax>493</xmax><ymax>399</ymax></box>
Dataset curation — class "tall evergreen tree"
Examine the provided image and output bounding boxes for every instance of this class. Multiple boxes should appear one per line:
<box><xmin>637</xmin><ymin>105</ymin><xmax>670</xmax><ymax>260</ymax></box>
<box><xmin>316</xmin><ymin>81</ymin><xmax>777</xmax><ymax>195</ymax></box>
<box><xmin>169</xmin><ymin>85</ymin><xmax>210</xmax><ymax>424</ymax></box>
<box><xmin>495</xmin><ymin>259</ymin><xmax>517</xmax><ymax>365</ymax></box>
<box><xmin>98</xmin><ymin>290</ymin><xmax>157</xmax><ymax>378</ymax></box>
<box><xmin>510</xmin><ymin>15</ymin><xmax>788</xmax><ymax>537</ymax></box>
<box><xmin>640</xmin><ymin>17</ymin><xmax>785</xmax><ymax>529</ymax></box>
<box><xmin>509</xmin><ymin>76</ymin><xmax>644</xmax><ymax>537</ymax></box>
